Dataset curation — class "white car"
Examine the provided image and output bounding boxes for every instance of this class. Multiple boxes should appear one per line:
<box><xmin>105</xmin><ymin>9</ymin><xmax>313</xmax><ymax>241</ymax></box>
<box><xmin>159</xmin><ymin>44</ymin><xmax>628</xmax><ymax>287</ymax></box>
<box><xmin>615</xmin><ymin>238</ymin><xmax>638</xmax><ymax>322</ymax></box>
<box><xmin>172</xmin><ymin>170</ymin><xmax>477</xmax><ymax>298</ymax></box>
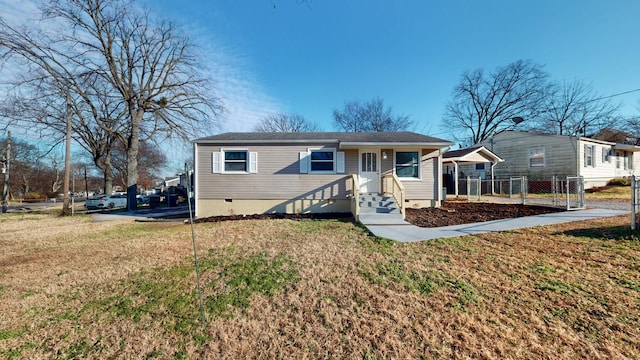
<box><xmin>84</xmin><ymin>194</ymin><xmax>128</xmax><ymax>210</ymax></box>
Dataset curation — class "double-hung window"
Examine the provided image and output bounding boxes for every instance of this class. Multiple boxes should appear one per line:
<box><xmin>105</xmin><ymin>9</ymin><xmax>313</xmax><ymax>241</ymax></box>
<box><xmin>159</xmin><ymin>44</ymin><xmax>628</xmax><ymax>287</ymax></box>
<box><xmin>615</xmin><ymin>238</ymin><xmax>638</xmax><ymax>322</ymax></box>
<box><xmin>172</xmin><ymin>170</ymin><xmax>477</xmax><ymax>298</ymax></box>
<box><xmin>299</xmin><ymin>148</ymin><xmax>345</xmax><ymax>174</ymax></box>
<box><xmin>584</xmin><ymin>145</ymin><xmax>595</xmax><ymax>167</ymax></box>
<box><xmin>602</xmin><ymin>147</ymin><xmax>611</xmax><ymax>163</ymax></box>
<box><xmin>310</xmin><ymin>150</ymin><xmax>334</xmax><ymax>172</ymax></box>
<box><xmin>395</xmin><ymin>151</ymin><xmax>420</xmax><ymax>179</ymax></box>
<box><xmin>212</xmin><ymin>149</ymin><xmax>257</xmax><ymax>174</ymax></box>
<box><xmin>528</xmin><ymin>147</ymin><xmax>545</xmax><ymax>168</ymax></box>
<box><xmin>224</xmin><ymin>150</ymin><xmax>248</xmax><ymax>172</ymax></box>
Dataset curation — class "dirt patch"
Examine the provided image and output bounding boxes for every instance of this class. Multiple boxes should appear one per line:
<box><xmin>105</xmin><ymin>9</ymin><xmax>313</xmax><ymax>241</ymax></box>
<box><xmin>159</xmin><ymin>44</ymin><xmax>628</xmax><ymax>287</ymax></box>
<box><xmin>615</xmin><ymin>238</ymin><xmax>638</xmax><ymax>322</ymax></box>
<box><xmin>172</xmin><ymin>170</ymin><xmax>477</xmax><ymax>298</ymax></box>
<box><xmin>406</xmin><ymin>201</ymin><xmax>563</xmax><ymax>228</ymax></box>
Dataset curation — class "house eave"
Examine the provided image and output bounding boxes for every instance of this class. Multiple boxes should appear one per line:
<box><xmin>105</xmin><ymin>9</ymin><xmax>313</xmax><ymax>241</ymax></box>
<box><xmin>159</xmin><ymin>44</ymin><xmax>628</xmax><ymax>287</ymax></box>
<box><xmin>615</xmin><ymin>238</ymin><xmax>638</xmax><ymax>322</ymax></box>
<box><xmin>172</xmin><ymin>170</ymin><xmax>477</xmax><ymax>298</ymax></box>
<box><xmin>339</xmin><ymin>141</ymin><xmax>453</xmax><ymax>149</ymax></box>
<box><xmin>578</xmin><ymin>137</ymin><xmax>616</xmax><ymax>146</ymax></box>
<box><xmin>613</xmin><ymin>144</ymin><xmax>640</xmax><ymax>152</ymax></box>
<box><xmin>194</xmin><ymin>139</ymin><xmax>340</xmax><ymax>145</ymax></box>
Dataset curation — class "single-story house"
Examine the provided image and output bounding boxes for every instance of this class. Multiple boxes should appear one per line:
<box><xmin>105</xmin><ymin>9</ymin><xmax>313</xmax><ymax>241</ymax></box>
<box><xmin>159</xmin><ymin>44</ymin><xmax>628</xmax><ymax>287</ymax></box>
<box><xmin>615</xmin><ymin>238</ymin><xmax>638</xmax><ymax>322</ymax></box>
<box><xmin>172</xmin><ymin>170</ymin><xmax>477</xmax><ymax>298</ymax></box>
<box><xmin>193</xmin><ymin>132</ymin><xmax>453</xmax><ymax>218</ymax></box>
<box><xmin>478</xmin><ymin>130</ymin><xmax>640</xmax><ymax>188</ymax></box>
<box><xmin>442</xmin><ymin>146</ymin><xmax>504</xmax><ymax>196</ymax></box>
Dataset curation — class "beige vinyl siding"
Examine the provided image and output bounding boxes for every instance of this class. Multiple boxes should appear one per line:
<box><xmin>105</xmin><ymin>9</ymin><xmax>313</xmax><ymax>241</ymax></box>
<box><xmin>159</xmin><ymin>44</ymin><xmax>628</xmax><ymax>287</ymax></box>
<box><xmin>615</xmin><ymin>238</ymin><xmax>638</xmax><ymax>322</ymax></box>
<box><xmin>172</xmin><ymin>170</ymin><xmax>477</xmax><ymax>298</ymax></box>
<box><xmin>483</xmin><ymin>132</ymin><xmax>578</xmax><ymax>180</ymax></box>
<box><xmin>401</xmin><ymin>149</ymin><xmax>438</xmax><ymax>199</ymax></box>
<box><xmin>197</xmin><ymin>143</ymin><xmax>357</xmax><ymax>200</ymax></box>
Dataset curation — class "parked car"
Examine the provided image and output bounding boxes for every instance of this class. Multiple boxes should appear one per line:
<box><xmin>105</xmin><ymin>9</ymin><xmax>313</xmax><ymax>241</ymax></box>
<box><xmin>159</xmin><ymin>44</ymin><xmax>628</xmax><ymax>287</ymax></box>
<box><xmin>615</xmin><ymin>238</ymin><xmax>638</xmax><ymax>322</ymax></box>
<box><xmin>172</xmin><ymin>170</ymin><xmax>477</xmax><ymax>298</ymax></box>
<box><xmin>84</xmin><ymin>194</ymin><xmax>128</xmax><ymax>210</ymax></box>
<box><xmin>136</xmin><ymin>195</ymin><xmax>149</xmax><ymax>205</ymax></box>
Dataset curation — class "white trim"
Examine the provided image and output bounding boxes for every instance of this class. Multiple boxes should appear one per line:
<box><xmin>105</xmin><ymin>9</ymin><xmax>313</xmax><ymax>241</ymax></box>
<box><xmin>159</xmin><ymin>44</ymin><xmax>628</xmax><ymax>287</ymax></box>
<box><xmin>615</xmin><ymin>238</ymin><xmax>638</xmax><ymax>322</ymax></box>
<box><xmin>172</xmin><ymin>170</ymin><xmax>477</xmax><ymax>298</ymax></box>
<box><xmin>336</xmin><ymin>151</ymin><xmax>345</xmax><ymax>174</ymax></box>
<box><xmin>249</xmin><ymin>152</ymin><xmax>258</xmax><ymax>173</ymax></box>
<box><xmin>211</xmin><ymin>152</ymin><xmax>222</xmax><ymax>173</ymax></box>
<box><xmin>299</xmin><ymin>152</ymin><xmax>309</xmax><ymax>173</ymax></box>
<box><xmin>194</xmin><ymin>143</ymin><xmax>200</xmax><ymax>218</ymax></box>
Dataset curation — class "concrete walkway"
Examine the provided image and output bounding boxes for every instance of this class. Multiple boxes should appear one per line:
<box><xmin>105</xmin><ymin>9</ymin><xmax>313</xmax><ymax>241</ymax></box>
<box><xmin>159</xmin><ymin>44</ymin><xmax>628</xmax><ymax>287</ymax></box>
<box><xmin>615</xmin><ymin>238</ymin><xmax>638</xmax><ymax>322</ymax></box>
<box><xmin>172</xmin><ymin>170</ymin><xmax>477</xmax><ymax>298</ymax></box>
<box><xmin>364</xmin><ymin>208</ymin><xmax>630</xmax><ymax>242</ymax></box>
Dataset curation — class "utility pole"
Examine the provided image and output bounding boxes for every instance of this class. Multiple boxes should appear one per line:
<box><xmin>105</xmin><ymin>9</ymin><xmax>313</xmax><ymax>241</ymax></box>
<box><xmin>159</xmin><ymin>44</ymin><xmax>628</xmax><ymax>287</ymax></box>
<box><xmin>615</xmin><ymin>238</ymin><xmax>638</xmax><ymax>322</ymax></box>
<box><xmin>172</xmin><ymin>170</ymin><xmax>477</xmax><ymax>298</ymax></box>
<box><xmin>62</xmin><ymin>92</ymin><xmax>72</xmax><ymax>215</ymax></box>
<box><xmin>84</xmin><ymin>165</ymin><xmax>88</xmax><ymax>198</ymax></box>
<box><xmin>2</xmin><ymin>131</ymin><xmax>11</xmax><ymax>213</ymax></box>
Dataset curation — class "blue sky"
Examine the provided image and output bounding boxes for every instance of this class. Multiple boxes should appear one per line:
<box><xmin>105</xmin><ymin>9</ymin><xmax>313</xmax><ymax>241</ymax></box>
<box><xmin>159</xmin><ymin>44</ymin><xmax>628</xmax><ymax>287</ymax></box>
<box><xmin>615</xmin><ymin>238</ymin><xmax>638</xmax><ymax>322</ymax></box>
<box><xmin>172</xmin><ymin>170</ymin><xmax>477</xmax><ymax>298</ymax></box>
<box><xmin>146</xmin><ymin>0</ymin><xmax>640</xmax><ymax>138</ymax></box>
<box><xmin>1</xmin><ymin>0</ymin><xmax>639</xmax><ymax>147</ymax></box>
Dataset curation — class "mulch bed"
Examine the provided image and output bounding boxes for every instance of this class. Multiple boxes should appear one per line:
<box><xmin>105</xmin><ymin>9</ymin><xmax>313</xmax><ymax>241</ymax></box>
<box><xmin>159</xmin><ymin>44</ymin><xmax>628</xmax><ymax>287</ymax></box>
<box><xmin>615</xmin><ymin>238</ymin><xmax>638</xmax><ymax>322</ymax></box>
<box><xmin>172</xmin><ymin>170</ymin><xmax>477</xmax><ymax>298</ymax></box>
<box><xmin>405</xmin><ymin>201</ymin><xmax>563</xmax><ymax>228</ymax></box>
<box><xmin>195</xmin><ymin>201</ymin><xmax>563</xmax><ymax>228</ymax></box>
<box><xmin>194</xmin><ymin>212</ymin><xmax>354</xmax><ymax>223</ymax></box>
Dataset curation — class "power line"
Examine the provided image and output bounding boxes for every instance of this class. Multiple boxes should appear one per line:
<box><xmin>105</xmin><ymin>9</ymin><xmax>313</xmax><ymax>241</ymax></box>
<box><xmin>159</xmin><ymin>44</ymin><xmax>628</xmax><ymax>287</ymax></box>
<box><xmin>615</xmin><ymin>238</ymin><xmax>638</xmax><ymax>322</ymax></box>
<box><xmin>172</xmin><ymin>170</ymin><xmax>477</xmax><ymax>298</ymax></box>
<box><xmin>588</xmin><ymin>88</ymin><xmax>640</xmax><ymax>103</ymax></box>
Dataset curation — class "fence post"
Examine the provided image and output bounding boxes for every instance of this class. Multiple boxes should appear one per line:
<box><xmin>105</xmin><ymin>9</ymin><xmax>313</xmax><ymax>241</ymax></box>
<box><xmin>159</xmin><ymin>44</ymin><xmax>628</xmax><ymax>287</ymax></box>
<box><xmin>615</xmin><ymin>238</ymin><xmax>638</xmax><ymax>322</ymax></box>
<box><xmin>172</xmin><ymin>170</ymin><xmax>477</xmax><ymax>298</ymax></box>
<box><xmin>466</xmin><ymin>176</ymin><xmax>470</xmax><ymax>202</ymax></box>
<box><xmin>551</xmin><ymin>175</ymin><xmax>557</xmax><ymax>207</ymax></box>
<box><xmin>566</xmin><ymin>176</ymin><xmax>571</xmax><ymax>210</ymax></box>
<box><xmin>509</xmin><ymin>177</ymin><xmax>513</xmax><ymax>198</ymax></box>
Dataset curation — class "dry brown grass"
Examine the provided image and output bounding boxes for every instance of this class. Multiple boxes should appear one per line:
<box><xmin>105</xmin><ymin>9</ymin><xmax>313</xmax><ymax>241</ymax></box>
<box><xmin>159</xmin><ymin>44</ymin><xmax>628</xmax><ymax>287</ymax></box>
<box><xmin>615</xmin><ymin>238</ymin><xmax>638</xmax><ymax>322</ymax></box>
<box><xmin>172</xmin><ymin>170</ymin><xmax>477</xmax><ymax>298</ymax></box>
<box><xmin>0</xmin><ymin>212</ymin><xmax>639</xmax><ymax>359</ymax></box>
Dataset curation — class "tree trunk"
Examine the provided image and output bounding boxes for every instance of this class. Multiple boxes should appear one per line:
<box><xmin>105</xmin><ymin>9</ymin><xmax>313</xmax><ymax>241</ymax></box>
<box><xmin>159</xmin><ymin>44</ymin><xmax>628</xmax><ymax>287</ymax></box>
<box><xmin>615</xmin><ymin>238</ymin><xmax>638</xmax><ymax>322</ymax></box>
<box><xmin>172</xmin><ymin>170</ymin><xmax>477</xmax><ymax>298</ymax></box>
<box><xmin>126</xmin><ymin>110</ymin><xmax>143</xmax><ymax>211</ymax></box>
<box><xmin>103</xmin><ymin>170</ymin><xmax>113</xmax><ymax>195</ymax></box>
<box><xmin>96</xmin><ymin>152</ymin><xmax>114</xmax><ymax>195</ymax></box>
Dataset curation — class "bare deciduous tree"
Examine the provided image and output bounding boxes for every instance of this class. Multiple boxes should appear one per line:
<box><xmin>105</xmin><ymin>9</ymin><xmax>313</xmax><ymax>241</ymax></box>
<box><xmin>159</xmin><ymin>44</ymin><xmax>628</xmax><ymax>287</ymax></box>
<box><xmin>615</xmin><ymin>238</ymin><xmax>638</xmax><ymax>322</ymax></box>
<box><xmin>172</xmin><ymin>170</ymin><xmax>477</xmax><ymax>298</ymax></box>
<box><xmin>443</xmin><ymin>60</ymin><xmax>551</xmax><ymax>145</ymax></box>
<box><xmin>333</xmin><ymin>97</ymin><xmax>413</xmax><ymax>132</ymax></box>
<box><xmin>253</xmin><ymin>113</ymin><xmax>321</xmax><ymax>132</ymax></box>
<box><xmin>0</xmin><ymin>0</ymin><xmax>221</xmax><ymax>211</ymax></box>
<box><xmin>534</xmin><ymin>80</ymin><xmax>620</xmax><ymax>136</ymax></box>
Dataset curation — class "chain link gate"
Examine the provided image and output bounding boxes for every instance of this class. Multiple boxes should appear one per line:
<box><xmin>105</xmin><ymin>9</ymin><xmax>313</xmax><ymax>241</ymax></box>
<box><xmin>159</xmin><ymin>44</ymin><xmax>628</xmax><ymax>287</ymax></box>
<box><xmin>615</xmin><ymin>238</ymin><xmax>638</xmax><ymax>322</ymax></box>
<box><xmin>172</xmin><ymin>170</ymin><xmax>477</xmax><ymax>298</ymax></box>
<box><xmin>509</xmin><ymin>176</ymin><xmax>528</xmax><ymax>204</ymax></box>
<box><xmin>632</xmin><ymin>175</ymin><xmax>640</xmax><ymax>230</ymax></box>
<box><xmin>467</xmin><ymin>176</ymin><xmax>481</xmax><ymax>201</ymax></box>
<box><xmin>552</xmin><ymin>176</ymin><xmax>585</xmax><ymax>210</ymax></box>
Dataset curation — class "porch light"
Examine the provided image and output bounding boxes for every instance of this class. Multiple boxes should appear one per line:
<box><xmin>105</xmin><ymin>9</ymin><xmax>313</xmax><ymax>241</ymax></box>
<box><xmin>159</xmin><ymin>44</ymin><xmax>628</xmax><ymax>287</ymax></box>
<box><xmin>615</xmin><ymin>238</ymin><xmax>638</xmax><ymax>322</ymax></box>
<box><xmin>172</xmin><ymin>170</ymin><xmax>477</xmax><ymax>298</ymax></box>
<box><xmin>382</xmin><ymin>151</ymin><xmax>388</xmax><ymax>160</ymax></box>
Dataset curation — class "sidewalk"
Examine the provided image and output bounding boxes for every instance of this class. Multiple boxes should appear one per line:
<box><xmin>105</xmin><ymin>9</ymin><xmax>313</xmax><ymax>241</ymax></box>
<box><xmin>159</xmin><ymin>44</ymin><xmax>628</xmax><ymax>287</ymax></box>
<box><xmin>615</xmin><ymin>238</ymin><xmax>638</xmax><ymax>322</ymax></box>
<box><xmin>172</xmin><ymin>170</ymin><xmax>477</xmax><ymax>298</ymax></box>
<box><xmin>91</xmin><ymin>206</ymin><xmax>191</xmax><ymax>222</ymax></box>
<box><xmin>364</xmin><ymin>208</ymin><xmax>629</xmax><ymax>242</ymax></box>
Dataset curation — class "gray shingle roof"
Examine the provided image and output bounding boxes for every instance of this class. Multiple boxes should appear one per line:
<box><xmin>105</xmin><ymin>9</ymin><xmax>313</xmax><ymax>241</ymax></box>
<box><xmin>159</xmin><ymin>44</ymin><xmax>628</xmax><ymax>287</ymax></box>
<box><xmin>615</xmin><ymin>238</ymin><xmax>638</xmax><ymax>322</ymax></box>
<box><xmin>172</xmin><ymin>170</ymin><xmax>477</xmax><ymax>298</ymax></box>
<box><xmin>442</xmin><ymin>146</ymin><xmax>483</xmax><ymax>159</ymax></box>
<box><xmin>194</xmin><ymin>131</ymin><xmax>453</xmax><ymax>146</ymax></box>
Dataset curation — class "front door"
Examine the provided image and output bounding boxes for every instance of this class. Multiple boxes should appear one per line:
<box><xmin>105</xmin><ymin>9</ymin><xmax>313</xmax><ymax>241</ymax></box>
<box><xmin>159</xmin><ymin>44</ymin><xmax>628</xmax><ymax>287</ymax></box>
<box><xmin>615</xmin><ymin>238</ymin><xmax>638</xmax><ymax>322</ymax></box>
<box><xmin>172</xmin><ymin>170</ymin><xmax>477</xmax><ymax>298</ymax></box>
<box><xmin>359</xmin><ymin>150</ymin><xmax>380</xmax><ymax>193</ymax></box>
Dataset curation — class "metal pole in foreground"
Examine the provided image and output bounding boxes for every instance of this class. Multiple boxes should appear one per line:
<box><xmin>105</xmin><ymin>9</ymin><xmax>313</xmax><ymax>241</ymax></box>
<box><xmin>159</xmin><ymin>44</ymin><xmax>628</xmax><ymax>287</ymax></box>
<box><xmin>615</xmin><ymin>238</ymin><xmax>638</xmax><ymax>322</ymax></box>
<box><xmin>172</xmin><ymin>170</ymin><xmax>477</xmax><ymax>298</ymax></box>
<box><xmin>186</xmin><ymin>163</ymin><xmax>206</xmax><ymax>325</ymax></box>
<box><xmin>62</xmin><ymin>92</ymin><xmax>72</xmax><ymax>215</ymax></box>
<box><xmin>632</xmin><ymin>175</ymin><xmax>637</xmax><ymax>230</ymax></box>
<box><xmin>2</xmin><ymin>131</ymin><xmax>10</xmax><ymax>213</ymax></box>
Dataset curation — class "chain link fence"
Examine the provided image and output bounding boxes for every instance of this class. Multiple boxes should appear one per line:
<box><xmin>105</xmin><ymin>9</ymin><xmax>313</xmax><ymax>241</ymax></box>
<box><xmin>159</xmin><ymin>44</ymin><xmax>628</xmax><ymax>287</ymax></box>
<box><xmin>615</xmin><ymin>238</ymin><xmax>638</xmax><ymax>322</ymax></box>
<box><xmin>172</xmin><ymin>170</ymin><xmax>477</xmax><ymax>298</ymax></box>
<box><xmin>451</xmin><ymin>176</ymin><xmax>586</xmax><ymax>210</ymax></box>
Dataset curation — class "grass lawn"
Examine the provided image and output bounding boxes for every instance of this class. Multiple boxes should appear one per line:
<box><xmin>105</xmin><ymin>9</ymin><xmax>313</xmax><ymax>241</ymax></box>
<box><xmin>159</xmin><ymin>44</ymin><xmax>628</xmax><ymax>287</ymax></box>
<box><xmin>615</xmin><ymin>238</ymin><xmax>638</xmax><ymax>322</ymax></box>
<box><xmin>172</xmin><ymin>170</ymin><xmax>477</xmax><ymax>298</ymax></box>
<box><xmin>0</xmin><ymin>212</ymin><xmax>639</xmax><ymax>359</ymax></box>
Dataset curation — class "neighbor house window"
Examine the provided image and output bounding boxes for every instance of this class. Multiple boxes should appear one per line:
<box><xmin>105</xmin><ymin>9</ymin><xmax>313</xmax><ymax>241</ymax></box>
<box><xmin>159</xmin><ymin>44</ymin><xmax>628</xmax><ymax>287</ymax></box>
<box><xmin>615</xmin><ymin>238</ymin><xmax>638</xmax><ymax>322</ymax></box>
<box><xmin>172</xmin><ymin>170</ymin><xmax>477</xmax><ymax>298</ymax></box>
<box><xmin>602</xmin><ymin>147</ymin><xmax>611</xmax><ymax>163</ymax></box>
<box><xmin>625</xmin><ymin>153</ymin><xmax>632</xmax><ymax>170</ymax></box>
<box><xmin>395</xmin><ymin>151</ymin><xmax>420</xmax><ymax>178</ymax></box>
<box><xmin>584</xmin><ymin>145</ymin><xmax>595</xmax><ymax>167</ymax></box>
<box><xmin>528</xmin><ymin>147</ymin><xmax>545</xmax><ymax>167</ymax></box>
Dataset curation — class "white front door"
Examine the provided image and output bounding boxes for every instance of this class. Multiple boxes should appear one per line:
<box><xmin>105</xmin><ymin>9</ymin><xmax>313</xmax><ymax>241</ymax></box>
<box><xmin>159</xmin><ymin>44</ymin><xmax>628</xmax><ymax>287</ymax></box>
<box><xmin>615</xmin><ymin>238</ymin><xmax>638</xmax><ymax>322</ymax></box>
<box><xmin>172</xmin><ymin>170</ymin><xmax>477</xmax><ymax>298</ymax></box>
<box><xmin>359</xmin><ymin>150</ymin><xmax>380</xmax><ymax>193</ymax></box>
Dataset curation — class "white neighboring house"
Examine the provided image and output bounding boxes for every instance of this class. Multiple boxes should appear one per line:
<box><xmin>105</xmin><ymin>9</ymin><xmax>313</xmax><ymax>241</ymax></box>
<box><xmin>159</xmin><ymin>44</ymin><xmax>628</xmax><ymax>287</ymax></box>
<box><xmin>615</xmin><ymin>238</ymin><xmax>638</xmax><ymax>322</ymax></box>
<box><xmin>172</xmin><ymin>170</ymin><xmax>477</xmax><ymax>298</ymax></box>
<box><xmin>479</xmin><ymin>130</ymin><xmax>640</xmax><ymax>188</ymax></box>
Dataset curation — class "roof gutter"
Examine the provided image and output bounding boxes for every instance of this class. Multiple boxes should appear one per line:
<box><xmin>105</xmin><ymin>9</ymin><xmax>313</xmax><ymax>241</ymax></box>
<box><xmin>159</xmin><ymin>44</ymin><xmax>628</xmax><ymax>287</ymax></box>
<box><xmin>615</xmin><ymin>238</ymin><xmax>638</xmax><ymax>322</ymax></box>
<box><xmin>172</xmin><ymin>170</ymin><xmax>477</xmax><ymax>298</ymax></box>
<box><xmin>194</xmin><ymin>139</ymin><xmax>340</xmax><ymax>145</ymax></box>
